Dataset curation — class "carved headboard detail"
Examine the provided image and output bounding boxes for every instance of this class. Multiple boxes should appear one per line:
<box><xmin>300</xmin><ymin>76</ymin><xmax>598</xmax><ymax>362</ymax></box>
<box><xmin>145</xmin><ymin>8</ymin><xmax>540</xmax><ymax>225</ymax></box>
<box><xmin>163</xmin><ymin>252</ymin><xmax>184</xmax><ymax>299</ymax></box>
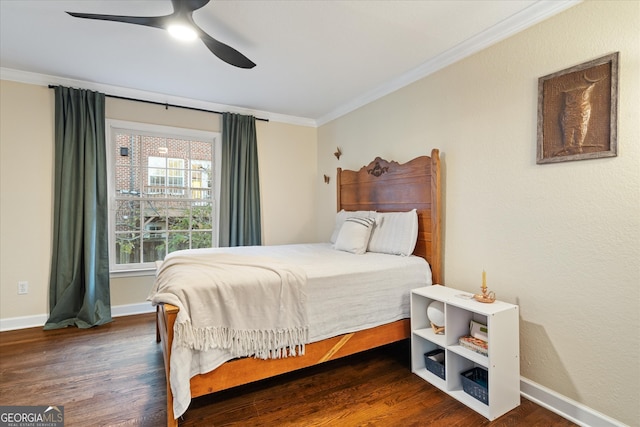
<box><xmin>367</xmin><ymin>162</ymin><xmax>389</xmax><ymax>177</ymax></box>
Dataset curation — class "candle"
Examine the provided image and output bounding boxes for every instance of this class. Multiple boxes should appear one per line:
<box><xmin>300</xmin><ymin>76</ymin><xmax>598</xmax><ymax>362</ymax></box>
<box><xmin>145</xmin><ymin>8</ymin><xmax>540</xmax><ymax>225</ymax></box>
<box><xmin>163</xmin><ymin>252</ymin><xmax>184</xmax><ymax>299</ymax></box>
<box><xmin>482</xmin><ymin>270</ymin><xmax>486</xmax><ymax>289</ymax></box>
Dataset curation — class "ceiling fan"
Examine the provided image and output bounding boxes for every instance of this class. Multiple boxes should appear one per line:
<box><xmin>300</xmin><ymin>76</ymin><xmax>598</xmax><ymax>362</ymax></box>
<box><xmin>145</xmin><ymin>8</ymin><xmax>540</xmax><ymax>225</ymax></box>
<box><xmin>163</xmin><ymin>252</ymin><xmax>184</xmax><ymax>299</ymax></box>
<box><xmin>66</xmin><ymin>0</ymin><xmax>256</xmax><ymax>69</ymax></box>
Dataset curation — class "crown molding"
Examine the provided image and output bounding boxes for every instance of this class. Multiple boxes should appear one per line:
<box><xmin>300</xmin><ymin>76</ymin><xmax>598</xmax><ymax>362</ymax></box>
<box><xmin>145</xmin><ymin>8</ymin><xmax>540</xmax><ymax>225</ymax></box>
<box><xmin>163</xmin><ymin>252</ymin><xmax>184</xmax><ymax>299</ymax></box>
<box><xmin>315</xmin><ymin>0</ymin><xmax>582</xmax><ymax>126</ymax></box>
<box><xmin>0</xmin><ymin>67</ymin><xmax>318</xmax><ymax>128</ymax></box>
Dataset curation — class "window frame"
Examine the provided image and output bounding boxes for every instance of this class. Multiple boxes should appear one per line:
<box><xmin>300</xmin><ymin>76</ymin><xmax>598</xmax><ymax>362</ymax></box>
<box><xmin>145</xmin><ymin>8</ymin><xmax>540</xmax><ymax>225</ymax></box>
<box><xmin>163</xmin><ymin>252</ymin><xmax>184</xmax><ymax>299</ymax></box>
<box><xmin>106</xmin><ymin>119</ymin><xmax>221</xmax><ymax>276</ymax></box>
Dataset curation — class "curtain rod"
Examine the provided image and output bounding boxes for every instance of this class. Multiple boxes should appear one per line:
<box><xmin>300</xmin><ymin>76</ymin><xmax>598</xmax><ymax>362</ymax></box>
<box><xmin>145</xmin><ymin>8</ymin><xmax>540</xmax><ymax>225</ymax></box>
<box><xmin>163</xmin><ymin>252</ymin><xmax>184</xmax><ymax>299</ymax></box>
<box><xmin>47</xmin><ymin>85</ymin><xmax>269</xmax><ymax>122</ymax></box>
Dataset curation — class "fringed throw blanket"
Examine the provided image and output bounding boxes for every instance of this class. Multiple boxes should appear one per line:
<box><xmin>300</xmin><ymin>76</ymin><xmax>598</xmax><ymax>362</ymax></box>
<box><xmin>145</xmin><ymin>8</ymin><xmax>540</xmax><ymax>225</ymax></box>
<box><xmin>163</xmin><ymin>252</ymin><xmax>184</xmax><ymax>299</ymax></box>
<box><xmin>149</xmin><ymin>252</ymin><xmax>309</xmax><ymax>359</ymax></box>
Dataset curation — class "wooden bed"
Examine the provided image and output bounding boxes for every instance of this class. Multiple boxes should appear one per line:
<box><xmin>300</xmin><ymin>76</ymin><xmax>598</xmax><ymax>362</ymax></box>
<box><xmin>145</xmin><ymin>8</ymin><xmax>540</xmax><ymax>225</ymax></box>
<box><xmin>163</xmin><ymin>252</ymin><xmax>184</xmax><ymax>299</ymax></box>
<box><xmin>156</xmin><ymin>149</ymin><xmax>442</xmax><ymax>426</ymax></box>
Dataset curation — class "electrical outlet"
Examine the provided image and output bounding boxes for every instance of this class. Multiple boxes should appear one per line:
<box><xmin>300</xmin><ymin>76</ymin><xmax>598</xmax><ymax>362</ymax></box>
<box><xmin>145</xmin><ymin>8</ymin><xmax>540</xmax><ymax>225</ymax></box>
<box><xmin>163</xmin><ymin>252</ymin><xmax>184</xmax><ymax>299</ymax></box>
<box><xmin>18</xmin><ymin>281</ymin><xmax>29</xmax><ymax>295</ymax></box>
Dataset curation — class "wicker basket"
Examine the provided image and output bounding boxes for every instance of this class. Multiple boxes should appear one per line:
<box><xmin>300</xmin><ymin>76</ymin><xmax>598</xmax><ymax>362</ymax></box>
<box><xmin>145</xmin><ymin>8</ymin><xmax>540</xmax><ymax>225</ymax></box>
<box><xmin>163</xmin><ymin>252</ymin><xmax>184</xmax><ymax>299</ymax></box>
<box><xmin>423</xmin><ymin>349</ymin><xmax>445</xmax><ymax>380</ymax></box>
<box><xmin>460</xmin><ymin>367</ymin><xmax>488</xmax><ymax>404</ymax></box>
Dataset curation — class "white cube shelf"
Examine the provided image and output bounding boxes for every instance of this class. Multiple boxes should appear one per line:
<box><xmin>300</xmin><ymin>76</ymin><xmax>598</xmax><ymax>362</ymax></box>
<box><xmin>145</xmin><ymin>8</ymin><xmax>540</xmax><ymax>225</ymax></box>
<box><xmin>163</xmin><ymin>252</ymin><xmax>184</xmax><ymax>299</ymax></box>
<box><xmin>411</xmin><ymin>285</ymin><xmax>520</xmax><ymax>420</ymax></box>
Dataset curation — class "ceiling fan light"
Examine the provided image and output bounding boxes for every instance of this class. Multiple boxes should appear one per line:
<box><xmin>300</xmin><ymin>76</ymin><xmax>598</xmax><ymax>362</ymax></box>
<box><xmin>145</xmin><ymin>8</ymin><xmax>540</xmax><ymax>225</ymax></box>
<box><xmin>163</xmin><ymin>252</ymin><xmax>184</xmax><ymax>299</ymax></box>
<box><xmin>167</xmin><ymin>24</ymin><xmax>198</xmax><ymax>41</ymax></box>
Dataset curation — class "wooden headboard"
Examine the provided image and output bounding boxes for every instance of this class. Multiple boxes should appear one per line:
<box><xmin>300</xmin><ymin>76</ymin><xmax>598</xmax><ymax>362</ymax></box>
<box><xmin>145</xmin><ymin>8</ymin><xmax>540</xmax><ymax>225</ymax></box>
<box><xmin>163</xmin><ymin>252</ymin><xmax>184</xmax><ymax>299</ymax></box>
<box><xmin>336</xmin><ymin>148</ymin><xmax>443</xmax><ymax>284</ymax></box>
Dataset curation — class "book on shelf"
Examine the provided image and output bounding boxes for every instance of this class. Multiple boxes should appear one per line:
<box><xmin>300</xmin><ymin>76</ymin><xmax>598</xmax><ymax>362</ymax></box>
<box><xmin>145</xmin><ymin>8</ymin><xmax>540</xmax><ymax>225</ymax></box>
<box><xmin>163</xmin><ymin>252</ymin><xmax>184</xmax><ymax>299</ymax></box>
<box><xmin>458</xmin><ymin>335</ymin><xmax>488</xmax><ymax>356</ymax></box>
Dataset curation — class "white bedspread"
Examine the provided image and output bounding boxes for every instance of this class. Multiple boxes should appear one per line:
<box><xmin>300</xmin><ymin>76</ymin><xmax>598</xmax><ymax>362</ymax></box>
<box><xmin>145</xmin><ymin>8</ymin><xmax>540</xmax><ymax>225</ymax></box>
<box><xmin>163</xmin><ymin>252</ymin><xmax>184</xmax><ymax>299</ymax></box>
<box><xmin>149</xmin><ymin>243</ymin><xmax>432</xmax><ymax>418</ymax></box>
<box><xmin>151</xmin><ymin>252</ymin><xmax>308</xmax><ymax>359</ymax></box>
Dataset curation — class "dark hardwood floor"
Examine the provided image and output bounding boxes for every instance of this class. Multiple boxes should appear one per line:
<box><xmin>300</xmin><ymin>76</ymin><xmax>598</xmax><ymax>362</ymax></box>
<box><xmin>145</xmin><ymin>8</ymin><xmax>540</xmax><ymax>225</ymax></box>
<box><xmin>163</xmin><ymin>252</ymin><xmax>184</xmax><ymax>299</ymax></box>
<box><xmin>0</xmin><ymin>313</ymin><xmax>577</xmax><ymax>426</ymax></box>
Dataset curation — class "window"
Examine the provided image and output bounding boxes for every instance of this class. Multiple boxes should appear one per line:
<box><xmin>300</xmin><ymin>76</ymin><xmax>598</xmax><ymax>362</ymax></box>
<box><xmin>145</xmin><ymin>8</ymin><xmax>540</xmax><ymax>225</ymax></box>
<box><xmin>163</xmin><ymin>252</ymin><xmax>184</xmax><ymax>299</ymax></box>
<box><xmin>107</xmin><ymin>120</ymin><xmax>220</xmax><ymax>273</ymax></box>
<box><xmin>147</xmin><ymin>157</ymin><xmax>185</xmax><ymax>195</ymax></box>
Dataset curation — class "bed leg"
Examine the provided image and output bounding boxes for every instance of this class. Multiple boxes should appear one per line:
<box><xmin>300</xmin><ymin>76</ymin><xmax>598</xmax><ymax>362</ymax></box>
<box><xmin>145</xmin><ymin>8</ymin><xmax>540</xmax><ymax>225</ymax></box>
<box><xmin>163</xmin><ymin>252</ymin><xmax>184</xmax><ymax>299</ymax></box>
<box><xmin>158</xmin><ymin>303</ymin><xmax>179</xmax><ymax>426</ymax></box>
<box><xmin>156</xmin><ymin>306</ymin><xmax>161</xmax><ymax>343</ymax></box>
<box><xmin>167</xmin><ymin>391</ymin><xmax>177</xmax><ymax>427</ymax></box>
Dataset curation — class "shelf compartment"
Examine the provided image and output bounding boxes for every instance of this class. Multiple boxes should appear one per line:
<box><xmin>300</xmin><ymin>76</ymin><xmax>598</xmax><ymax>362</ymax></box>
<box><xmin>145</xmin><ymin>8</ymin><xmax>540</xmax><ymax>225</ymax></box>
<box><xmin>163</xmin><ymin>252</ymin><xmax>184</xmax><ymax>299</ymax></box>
<box><xmin>448</xmin><ymin>388</ymin><xmax>491</xmax><ymax>418</ymax></box>
<box><xmin>445</xmin><ymin>304</ymin><xmax>488</xmax><ymax>347</ymax></box>
<box><xmin>411</xmin><ymin>291</ymin><xmax>447</xmax><ymax>345</ymax></box>
<box><xmin>411</xmin><ymin>335</ymin><xmax>446</xmax><ymax>390</ymax></box>
<box><xmin>447</xmin><ymin>352</ymin><xmax>490</xmax><ymax>416</ymax></box>
<box><xmin>448</xmin><ymin>343</ymin><xmax>488</xmax><ymax>367</ymax></box>
<box><xmin>413</xmin><ymin>327</ymin><xmax>446</xmax><ymax>347</ymax></box>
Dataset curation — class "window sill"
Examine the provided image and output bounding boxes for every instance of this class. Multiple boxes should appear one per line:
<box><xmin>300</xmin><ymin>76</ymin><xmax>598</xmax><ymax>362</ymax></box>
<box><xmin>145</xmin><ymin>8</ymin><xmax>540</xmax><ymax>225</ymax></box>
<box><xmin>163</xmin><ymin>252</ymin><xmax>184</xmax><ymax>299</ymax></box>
<box><xmin>110</xmin><ymin>268</ymin><xmax>157</xmax><ymax>279</ymax></box>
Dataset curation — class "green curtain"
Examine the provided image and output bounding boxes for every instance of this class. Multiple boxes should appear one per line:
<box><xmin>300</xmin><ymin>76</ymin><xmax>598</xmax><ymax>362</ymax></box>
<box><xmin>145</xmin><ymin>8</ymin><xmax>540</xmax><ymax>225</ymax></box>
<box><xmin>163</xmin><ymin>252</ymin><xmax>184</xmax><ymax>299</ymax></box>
<box><xmin>45</xmin><ymin>87</ymin><xmax>112</xmax><ymax>330</ymax></box>
<box><xmin>219</xmin><ymin>112</ymin><xmax>262</xmax><ymax>247</ymax></box>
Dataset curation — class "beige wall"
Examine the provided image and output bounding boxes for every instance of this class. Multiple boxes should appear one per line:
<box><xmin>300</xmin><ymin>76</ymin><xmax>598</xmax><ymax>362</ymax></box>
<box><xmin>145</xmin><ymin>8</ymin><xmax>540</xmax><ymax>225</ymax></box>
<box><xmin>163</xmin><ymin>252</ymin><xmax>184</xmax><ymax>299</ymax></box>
<box><xmin>318</xmin><ymin>1</ymin><xmax>639</xmax><ymax>425</ymax></box>
<box><xmin>257</xmin><ymin>121</ymin><xmax>318</xmax><ymax>245</ymax></box>
<box><xmin>0</xmin><ymin>82</ymin><xmax>53</xmax><ymax>321</ymax></box>
<box><xmin>0</xmin><ymin>80</ymin><xmax>318</xmax><ymax>319</ymax></box>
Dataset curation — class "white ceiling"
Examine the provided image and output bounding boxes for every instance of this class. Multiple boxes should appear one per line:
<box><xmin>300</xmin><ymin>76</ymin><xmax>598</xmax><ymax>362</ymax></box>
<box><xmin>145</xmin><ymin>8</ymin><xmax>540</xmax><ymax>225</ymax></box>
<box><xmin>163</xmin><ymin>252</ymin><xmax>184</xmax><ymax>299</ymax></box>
<box><xmin>0</xmin><ymin>0</ymin><xmax>579</xmax><ymax>126</ymax></box>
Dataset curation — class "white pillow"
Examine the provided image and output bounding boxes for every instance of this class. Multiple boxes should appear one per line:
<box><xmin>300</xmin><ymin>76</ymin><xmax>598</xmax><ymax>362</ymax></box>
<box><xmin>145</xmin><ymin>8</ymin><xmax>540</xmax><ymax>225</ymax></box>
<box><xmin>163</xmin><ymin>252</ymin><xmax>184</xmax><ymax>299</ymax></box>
<box><xmin>330</xmin><ymin>210</ymin><xmax>376</xmax><ymax>243</ymax></box>
<box><xmin>334</xmin><ymin>217</ymin><xmax>376</xmax><ymax>254</ymax></box>
<box><xmin>368</xmin><ymin>209</ymin><xmax>418</xmax><ymax>256</ymax></box>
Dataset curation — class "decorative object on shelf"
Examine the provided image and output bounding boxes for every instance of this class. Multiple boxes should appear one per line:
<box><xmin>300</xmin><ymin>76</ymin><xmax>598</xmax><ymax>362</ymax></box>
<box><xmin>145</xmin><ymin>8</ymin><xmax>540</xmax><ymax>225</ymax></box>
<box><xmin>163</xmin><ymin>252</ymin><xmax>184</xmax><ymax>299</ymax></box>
<box><xmin>537</xmin><ymin>52</ymin><xmax>618</xmax><ymax>164</ymax></box>
<box><xmin>334</xmin><ymin>147</ymin><xmax>342</xmax><ymax>160</ymax></box>
<box><xmin>459</xmin><ymin>335</ymin><xmax>488</xmax><ymax>356</ymax></box>
<box><xmin>323</xmin><ymin>174</ymin><xmax>330</xmax><ymax>184</ymax></box>
<box><xmin>474</xmin><ymin>270</ymin><xmax>496</xmax><ymax>303</ymax></box>
<box><xmin>426</xmin><ymin>301</ymin><xmax>445</xmax><ymax>334</ymax></box>
<box><xmin>469</xmin><ymin>320</ymin><xmax>488</xmax><ymax>341</ymax></box>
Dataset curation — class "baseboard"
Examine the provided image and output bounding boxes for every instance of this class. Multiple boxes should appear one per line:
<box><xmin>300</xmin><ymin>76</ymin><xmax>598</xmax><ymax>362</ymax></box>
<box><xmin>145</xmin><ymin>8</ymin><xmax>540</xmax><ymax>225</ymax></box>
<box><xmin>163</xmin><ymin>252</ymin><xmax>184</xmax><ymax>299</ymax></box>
<box><xmin>0</xmin><ymin>302</ymin><xmax>155</xmax><ymax>332</ymax></box>
<box><xmin>0</xmin><ymin>313</ymin><xmax>49</xmax><ymax>332</ymax></box>
<box><xmin>520</xmin><ymin>377</ymin><xmax>628</xmax><ymax>427</ymax></box>
<box><xmin>110</xmin><ymin>302</ymin><xmax>156</xmax><ymax>318</ymax></box>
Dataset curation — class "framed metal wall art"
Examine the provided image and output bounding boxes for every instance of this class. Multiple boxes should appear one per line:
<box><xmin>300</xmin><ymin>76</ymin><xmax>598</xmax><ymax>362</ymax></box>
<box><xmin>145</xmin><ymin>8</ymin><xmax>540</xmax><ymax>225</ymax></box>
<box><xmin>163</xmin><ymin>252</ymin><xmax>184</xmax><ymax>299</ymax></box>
<box><xmin>536</xmin><ymin>52</ymin><xmax>618</xmax><ymax>164</ymax></box>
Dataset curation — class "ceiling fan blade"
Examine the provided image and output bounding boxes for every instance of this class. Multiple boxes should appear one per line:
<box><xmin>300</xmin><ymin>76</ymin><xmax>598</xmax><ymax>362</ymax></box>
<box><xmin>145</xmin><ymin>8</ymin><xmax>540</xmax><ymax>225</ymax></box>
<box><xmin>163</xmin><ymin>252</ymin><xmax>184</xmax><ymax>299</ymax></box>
<box><xmin>199</xmin><ymin>33</ymin><xmax>256</xmax><ymax>69</ymax></box>
<box><xmin>172</xmin><ymin>0</ymin><xmax>210</xmax><ymax>14</ymax></box>
<box><xmin>66</xmin><ymin>12</ymin><xmax>167</xmax><ymax>30</ymax></box>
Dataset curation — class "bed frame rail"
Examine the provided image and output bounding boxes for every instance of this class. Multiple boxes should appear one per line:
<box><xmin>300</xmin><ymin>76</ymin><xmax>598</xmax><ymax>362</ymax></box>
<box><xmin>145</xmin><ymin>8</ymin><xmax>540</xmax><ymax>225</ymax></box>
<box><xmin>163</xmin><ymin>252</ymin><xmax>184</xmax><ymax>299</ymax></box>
<box><xmin>157</xmin><ymin>303</ymin><xmax>409</xmax><ymax>427</ymax></box>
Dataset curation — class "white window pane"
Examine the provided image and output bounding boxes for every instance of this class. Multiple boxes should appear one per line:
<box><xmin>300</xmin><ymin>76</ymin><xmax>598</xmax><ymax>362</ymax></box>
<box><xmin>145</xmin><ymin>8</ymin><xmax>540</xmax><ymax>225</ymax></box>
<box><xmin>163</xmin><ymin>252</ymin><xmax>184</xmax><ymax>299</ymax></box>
<box><xmin>148</xmin><ymin>156</ymin><xmax>166</xmax><ymax>167</ymax></box>
<box><xmin>167</xmin><ymin>232</ymin><xmax>190</xmax><ymax>253</ymax></box>
<box><xmin>167</xmin><ymin>201</ymin><xmax>190</xmax><ymax>231</ymax></box>
<box><xmin>167</xmin><ymin>158</ymin><xmax>185</xmax><ymax>169</ymax></box>
<box><xmin>191</xmin><ymin>231</ymin><xmax>212</xmax><ymax>249</ymax></box>
<box><xmin>143</xmin><ymin>239</ymin><xmax>166</xmax><ymax>263</ymax></box>
<box><xmin>115</xmin><ymin>232</ymin><xmax>141</xmax><ymax>265</ymax></box>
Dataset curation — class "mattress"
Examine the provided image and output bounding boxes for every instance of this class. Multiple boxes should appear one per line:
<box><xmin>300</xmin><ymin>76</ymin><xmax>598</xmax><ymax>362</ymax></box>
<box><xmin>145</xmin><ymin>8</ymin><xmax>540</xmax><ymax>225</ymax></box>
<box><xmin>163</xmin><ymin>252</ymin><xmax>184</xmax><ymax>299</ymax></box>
<box><xmin>150</xmin><ymin>243</ymin><xmax>432</xmax><ymax>417</ymax></box>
